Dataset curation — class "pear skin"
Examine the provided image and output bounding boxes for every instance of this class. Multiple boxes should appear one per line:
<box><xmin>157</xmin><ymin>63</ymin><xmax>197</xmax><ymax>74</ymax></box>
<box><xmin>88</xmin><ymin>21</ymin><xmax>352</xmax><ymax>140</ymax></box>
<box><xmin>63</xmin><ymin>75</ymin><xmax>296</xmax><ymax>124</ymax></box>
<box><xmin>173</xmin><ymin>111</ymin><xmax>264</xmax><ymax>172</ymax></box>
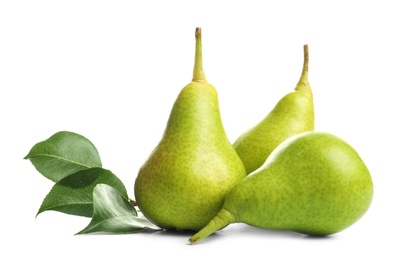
<box><xmin>233</xmin><ymin>45</ymin><xmax>314</xmax><ymax>174</ymax></box>
<box><xmin>134</xmin><ymin>28</ymin><xmax>246</xmax><ymax>231</ymax></box>
<box><xmin>189</xmin><ymin>131</ymin><xmax>373</xmax><ymax>244</ymax></box>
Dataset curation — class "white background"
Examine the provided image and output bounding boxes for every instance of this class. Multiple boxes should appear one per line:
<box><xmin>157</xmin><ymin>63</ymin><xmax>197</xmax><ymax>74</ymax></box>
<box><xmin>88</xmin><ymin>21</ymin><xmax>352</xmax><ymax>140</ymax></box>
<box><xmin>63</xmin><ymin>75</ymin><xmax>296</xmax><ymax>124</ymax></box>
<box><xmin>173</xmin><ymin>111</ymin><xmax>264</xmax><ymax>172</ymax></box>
<box><xmin>1</xmin><ymin>0</ymin><xmax>392</xmax><ymax>259</ymax></box>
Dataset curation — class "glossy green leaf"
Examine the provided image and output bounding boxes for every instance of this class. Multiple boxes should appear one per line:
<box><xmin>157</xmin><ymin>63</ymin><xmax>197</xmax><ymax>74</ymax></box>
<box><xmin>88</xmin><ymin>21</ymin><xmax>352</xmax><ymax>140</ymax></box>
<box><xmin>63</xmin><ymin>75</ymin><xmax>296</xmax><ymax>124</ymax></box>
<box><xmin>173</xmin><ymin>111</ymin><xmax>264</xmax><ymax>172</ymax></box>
<box><xmin>24</xmin><ymin>131</ymin><xmax>102</xmax><ymax>182</ymax></box>
<box><xmin>37</xmin><ymin>168</ymin><xmax>128</xmax><ymax>217</ymax></box>
<box><xmin>77</xmin><ymin>184</ymin><xmax>160</xmax><ymax>234</ymax></box>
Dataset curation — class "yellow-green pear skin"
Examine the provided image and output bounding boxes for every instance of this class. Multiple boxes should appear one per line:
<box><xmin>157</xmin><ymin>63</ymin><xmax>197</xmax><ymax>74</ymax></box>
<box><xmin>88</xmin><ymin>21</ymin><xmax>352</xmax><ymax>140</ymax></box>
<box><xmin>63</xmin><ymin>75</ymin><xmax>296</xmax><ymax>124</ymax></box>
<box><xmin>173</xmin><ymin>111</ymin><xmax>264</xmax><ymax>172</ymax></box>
<box><xmin>233</xmin><ymin>45</ymin><xmax>314</xmax><ymax>174</ymax></box>
<box><xmin>190</xmin><ymin>131</ymin><xmax>373</xmax><ymax>244</ymax></box>
<box><xmin>134</xmin><ymin>28</ymin><xmax>246</xmax><ymax>231</ymax></box>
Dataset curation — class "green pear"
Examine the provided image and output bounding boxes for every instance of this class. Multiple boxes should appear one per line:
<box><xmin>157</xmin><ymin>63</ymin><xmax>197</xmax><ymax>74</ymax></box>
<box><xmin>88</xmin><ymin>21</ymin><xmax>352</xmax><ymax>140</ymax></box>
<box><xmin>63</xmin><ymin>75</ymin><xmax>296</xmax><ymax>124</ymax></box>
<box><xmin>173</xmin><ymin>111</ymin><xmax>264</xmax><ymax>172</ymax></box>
<box><xmin>189</xmin><ymin>131</ymin><xmax>373</xmax><ymax>244</ymax></box>
<box><xmin>134</xmin><ymin>28</ymin><xmax>246</xmax><ymax>231</ymax></box>
<box><xmin>233</xmin><ymin>45</ymin><xmax>314</xmax><ymax>174</ymax></box>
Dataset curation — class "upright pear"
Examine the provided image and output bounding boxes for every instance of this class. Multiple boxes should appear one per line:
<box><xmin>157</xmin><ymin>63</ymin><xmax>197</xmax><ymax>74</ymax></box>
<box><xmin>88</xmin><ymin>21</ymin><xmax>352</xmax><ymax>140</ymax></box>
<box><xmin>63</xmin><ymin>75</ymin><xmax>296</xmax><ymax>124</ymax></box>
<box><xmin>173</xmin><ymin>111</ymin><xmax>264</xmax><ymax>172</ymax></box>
<box><xmin>134</xmin><ymin>28</ymin><xmax>246</xmax><ymax>231</ymax></box>
<box><xmin>189</xmin><ymin>131</ymin><xmax>373</xmax><ymax>244</ymax></box>
<box><xmin>233</xmin><ymin>45</ymin><xmax>314</xmax><ymax>174</ymax></box>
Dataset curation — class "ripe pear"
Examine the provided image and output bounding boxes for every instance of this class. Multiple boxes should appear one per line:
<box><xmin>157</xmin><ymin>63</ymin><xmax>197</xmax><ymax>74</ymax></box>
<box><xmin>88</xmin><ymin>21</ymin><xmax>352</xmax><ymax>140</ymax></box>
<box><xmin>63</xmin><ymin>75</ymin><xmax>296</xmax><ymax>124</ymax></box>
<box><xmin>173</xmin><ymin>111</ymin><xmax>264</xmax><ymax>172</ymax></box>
<box><xmin>189</xmin><ymin>131</ymin><xmax>373</xmax><ymax>244</ymax></box>
<box><xmin>233</xmin><ymin>45</ymin><xmax>314</xmax><ymax>174</ymax></box>
<box><xmin>134</xmin><ymin>28</ymin><xmax>246</xmax><ymax>231</ymax></box>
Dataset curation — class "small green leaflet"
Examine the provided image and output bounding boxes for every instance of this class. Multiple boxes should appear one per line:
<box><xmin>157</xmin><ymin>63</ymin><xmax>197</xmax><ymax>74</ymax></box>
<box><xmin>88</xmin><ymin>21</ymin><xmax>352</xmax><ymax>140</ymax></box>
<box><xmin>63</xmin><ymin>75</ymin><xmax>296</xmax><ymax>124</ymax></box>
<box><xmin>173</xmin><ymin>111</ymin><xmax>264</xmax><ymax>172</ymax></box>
<box><xmin>77</xmin><ymin>184</ymin><xmax>160</xmax><ymax>234</ymax></box>
<box><xmin>24</xmin><ymin>131</ymin><xmax>102</xmax><ymax>182</ymax></box>
<box><xmin>37</xmin><ymin>168</ymin><xmax>128</xmax><ymax>217</ymax></box>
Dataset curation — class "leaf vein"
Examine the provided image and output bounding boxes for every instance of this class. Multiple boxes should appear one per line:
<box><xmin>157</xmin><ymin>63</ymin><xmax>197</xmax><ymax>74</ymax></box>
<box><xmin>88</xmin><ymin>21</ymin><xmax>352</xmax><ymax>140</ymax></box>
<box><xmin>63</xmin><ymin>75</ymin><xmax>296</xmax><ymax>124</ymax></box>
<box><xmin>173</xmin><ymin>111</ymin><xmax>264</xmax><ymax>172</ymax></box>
<box><xmin>28</xmin><ymin>153</ymin><xmax>92</xmax><ymax>168</ymax></box>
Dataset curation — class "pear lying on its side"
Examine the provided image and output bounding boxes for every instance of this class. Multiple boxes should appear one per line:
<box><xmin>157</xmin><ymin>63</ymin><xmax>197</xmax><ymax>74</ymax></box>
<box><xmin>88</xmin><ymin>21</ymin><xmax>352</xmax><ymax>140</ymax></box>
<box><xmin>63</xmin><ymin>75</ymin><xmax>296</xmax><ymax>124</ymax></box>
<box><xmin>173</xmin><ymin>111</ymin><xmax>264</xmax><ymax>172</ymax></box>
<box><xmin>233</xmin><ymin>45</ymin><xmax>314</xmax><ymax>174</ymax></box>
<box><xmin>134</xmin><ymin>28</ymin><xmax>246</xmax><ymax>231</ymax></box>
<box><xmin>189</xmin><ymin>131</ymin><xmax>373</xmax><ymax>244</ymax></box>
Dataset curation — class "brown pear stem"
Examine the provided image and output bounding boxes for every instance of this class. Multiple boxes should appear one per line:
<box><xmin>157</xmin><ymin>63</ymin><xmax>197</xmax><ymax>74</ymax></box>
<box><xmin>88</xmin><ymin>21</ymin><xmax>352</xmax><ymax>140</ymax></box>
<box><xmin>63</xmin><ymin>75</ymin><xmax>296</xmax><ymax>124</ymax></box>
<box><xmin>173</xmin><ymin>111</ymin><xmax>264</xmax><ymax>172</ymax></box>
<box><xmin>302</xmin><ymin>44</ymin><xmax>309</xmax><ymax>74</ymax></box>
<box><xmin>192</xmin><ymin>27</ymin><xmax>207</xmax><ymax>83</ymax></box>
<box><xmin>295</xmin><ymin>44</ymin><xmax>310</xmax><ymax>91</ymax></box>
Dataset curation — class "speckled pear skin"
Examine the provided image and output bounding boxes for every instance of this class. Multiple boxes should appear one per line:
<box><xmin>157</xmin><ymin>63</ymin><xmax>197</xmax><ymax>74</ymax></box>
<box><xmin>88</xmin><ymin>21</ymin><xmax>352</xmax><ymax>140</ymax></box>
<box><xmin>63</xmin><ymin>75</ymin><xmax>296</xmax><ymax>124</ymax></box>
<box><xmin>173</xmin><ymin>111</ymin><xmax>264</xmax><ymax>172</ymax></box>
<box><xmin>228</xmin><ymin>131</ymin><xmax>373</xmax><ymax>234</ymax></box>
<box><xmin>233</xmin><ymin>45</ymin><xmax>314</xmax><ymax>174</ymax></box>
<box><xmin>134</xmin><ymin>28</ymin><xmax>246</xmax><ymax>231</ymax></box>
<box><xmin>189</xmin><ymin>132</ymin><xmax>373</xmax><ymax>244</ymax></box>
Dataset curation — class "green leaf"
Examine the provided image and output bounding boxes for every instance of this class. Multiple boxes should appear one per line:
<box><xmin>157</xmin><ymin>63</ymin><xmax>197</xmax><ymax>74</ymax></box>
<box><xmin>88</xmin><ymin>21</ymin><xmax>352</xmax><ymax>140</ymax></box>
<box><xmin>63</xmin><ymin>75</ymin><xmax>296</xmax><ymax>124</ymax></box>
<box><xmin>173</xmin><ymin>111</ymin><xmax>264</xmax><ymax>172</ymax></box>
<box><xmin>77</xmin><ymin>184</ymin><xmax>160</xmax><ymax>234</ymax></box>
<box><xmin>24</xmin><ymin>131</ymin><xmax>102</xmax><ymax>182</ymax></box>
<box><xmin>37</xmin><ymin>168</ymin><xmax>128</xmax><ymax>217</ymax></box>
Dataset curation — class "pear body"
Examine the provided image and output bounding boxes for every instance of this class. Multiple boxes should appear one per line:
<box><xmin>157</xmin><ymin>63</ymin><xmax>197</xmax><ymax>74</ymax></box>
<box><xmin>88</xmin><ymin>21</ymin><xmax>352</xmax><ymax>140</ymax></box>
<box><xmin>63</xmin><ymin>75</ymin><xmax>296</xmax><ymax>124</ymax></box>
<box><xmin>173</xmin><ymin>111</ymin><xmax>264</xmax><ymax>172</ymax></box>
<box><xmin>233</xmin><ymin>45</ymin><xmax>314</xmax><ymax>174</ymax></box>
<box><xmin>228</xmin><ymin>131</ymin><xmax>373</xmax><ymax>235</ymax></box>
<box><xmin>233</xmin><ymin>89</ymin><xmax>313</xmax><ymax>174</ymax></box>
<box><xmin>135</xmin><ymin>82</ymin><xmax>246</xmax><ymax>230</ymax></box>
<box><xmin>189</xmin><ymin>131</ymin><xmax>373</xmax><ymax>243</ymax></box>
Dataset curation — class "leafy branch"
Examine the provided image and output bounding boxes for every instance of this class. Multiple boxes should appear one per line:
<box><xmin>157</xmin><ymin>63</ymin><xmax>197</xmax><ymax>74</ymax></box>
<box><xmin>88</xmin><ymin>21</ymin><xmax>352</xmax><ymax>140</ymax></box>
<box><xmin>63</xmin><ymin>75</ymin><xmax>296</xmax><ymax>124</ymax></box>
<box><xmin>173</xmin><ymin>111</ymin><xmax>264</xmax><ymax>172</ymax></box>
<box><xmin>24</xmin><ymin>131</ymin><xmax>160</xmax><ymax>234</ymax></box>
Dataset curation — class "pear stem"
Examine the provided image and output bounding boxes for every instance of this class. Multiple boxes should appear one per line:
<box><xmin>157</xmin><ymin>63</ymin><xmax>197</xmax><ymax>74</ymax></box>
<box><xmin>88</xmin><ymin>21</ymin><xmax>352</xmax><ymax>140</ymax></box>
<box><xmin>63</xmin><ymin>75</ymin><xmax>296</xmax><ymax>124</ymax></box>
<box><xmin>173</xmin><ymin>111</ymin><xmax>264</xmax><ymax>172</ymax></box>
<box><xmin>189</xmin><ymin>208</ymin><xmax>236</xmax><ymax>244</ymax></box>
<box><xmin>295</xmin><ymin>44</ymin><xmax>310</xmax><ymax>91</ymax></box>
<box><xmin>192</xmin><ymin>27</ymin><xmax>207</xmax><ymax>83</ymax></box>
